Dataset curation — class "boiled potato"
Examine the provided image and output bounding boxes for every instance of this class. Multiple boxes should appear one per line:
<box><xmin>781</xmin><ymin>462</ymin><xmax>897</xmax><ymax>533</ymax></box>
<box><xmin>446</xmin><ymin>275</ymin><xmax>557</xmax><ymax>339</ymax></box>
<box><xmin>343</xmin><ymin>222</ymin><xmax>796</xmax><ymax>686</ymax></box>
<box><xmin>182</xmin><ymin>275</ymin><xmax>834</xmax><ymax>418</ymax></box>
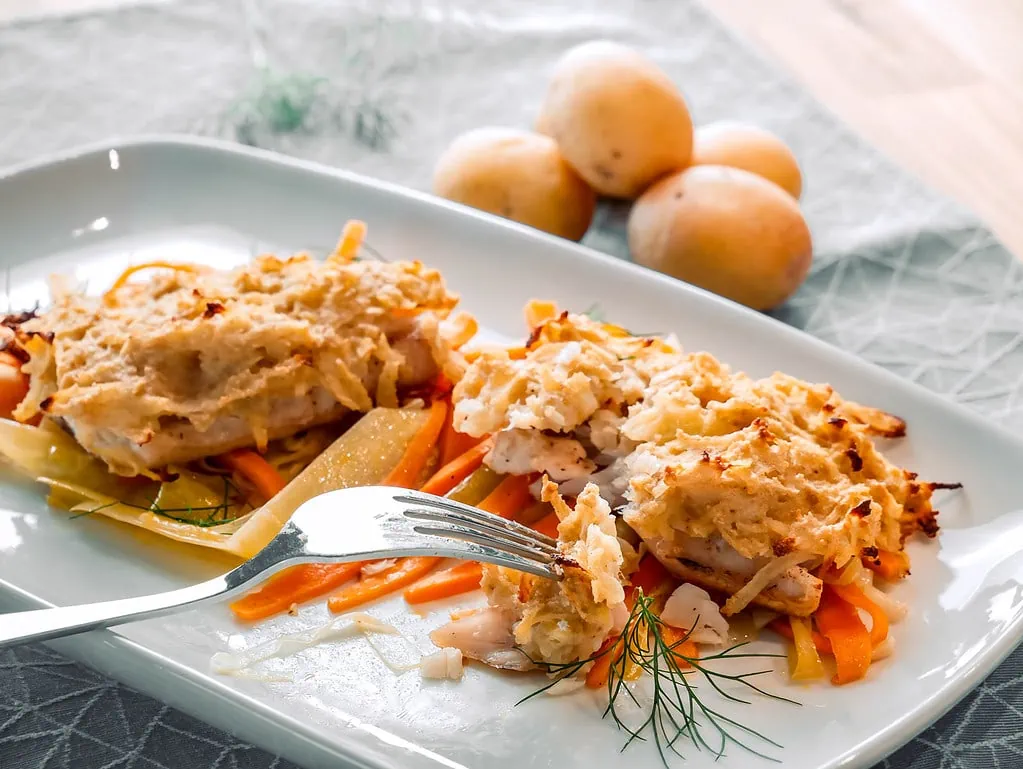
<box><xmin>628</xmin><ymin>165</ymin><xmax>812</xmax><ymax>310</ymax></box>
<box><xmin>692</xmin><ymin>121</ymin><xmax>803</xmax><ymax>199</ymax></box>
<box><xmin>432</xmin><ymin>127</ymin><xmax>596</xmax><ymax>241</ymax></box>
<box><xmin>536</xmin><ymin>40</ymin><xmax>693</xmax><ymax>199</ymax></box>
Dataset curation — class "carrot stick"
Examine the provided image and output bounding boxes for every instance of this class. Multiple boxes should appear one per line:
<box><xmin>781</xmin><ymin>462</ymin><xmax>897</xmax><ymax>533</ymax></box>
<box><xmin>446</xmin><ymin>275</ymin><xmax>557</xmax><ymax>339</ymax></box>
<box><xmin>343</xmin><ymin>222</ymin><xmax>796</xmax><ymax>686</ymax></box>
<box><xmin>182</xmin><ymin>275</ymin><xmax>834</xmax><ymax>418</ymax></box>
<box><xmin>815</xmin><ymin>588</ymin><xmax>872</xmax><ymax>685</ymax></box>
<box><xmin>769</xmin><ymin>617</ymin><xmax>833</xmax><ymax>654</ymax></box>
<box><xmin>419</xmin><ymin>438</ymin><xmax>492</xmax><ymax>497</ymax></box>
<box><xmin>403</xmin><ymin>561</ymin><xmax>483</xmax><ymax>604</ymax></box>
<box><xmin>830</xmin><ymin>583</ymin><xmax>889</xmax><ymax>647</ymax></box>
<box><xmin>530</xmin><ymin>511</ymin><xmax>560</xmax><ymax>539</ymax></box>
<box><xmin>661</xmin><ymin>624</ymin><xmax>698</xmax><ymax>670</ymax></box>
<box><xmin>381</xmin><ymin>400</ymin><xmax>448</xmax><ymax>489</ymax></box>
<box><xmin>863</xmin><ymin>550</ymin><xmax>910</xmax><ymax>581</ymax></box>
<box><xmin>477</xmin><ymin>473</ymin><xmax>534</xmax><ymax>519</ymax></box>
<box><xmin>630</xmin><ymin>554</ymin><xmax>673</xmax><ymax>595</ymax></box>
<box><xmin>328</xmin><ymin>556</ymin><xmax>440</xmax><ymax>613</ymax></box>
<box><xmin>334</xmin><ymin>220</ymin><xmax>367</xmax><ymax>261</ymax></box>
<box><xmin>230</xmin><ymin>563</ymin><xmax>363</xmax><ymax>621</ymax></box>
<box><xmin>0</xmin><ymin>351</ymin><xmax>29</xmax><ymax>420</ymax></box>
<box><xmin>585</xmin><ymin>635</ymin><xmax>623</xmax><ymax>689</ymax></box>
<box><xmin>218</xmin><ymin>448</ymin><xmax>288</xmax><ymax>501</ymax></box>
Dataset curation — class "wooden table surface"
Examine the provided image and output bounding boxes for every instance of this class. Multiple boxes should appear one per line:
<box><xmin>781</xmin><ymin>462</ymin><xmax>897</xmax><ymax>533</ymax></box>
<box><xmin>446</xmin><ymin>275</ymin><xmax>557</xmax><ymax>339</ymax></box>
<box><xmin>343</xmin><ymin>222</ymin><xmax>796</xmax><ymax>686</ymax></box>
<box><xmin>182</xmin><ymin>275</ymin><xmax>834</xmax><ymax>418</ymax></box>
<box><xmin>704</xmin><ymin>0</ymin><xmax>1023</xmax><ymax>257</ymax></box>
<box><xmin>6</xmin><ymin>0</ymin><xmax>1020</xmax><ymax>255</ymax></box>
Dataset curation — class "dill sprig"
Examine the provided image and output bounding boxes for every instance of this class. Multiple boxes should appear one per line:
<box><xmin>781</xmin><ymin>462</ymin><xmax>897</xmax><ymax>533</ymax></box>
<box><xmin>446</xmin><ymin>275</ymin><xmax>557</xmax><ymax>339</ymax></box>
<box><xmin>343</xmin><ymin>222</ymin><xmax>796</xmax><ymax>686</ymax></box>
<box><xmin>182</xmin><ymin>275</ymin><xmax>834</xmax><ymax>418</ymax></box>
<box><xmin>72</xmin><ymin>475</ymin><xmax>252</xmax><ymax>528</ymax></box>
<box><xmin>519</xmin><ymin>591</ymin><xmax>796</xmax><ymax>766</ymax></box>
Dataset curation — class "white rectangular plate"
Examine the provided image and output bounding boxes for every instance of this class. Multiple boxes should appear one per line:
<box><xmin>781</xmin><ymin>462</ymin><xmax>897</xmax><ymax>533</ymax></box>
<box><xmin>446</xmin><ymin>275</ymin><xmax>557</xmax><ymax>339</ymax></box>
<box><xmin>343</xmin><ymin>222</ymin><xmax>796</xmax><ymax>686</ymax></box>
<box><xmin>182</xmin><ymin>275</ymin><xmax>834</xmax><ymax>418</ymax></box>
<box><xmin>2</xmin><ymin>137</ymin><xmax>1022</xmax><ymax>769</ymax></box>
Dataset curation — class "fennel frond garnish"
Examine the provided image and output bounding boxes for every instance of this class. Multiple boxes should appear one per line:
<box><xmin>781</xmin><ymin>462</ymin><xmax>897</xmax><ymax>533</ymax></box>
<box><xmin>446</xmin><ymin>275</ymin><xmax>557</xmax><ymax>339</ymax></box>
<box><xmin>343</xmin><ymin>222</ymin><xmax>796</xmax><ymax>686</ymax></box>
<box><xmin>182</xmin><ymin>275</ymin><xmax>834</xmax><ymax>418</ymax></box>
<box><xmin>519</xmin><ymin>591</ymin><xmax>796</xmax><ymax>766</ymax></box>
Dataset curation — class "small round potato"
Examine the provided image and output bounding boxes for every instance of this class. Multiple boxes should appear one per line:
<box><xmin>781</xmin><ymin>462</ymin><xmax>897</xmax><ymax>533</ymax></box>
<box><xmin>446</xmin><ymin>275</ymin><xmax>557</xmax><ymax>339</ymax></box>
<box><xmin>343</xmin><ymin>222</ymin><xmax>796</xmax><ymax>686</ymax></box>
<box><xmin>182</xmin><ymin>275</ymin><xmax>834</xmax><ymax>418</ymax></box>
<box><xmin>692</xmin><ymin>121</ymin><xmax>803</xmax><ymax>199</ymax></box>
<box><xmin>536</xmin><ymin>41</ymin><xmax>693</xmax><ymax>199</ymax></box>
<box><xmin>628</xmin><ymin>165</ymin><xmax>813</xmax><ymax>310</ymax></box>
<box><xmin>432</xmin><ymin>127</ymin><xmax>596</xmax><ymax>241</ymax></box>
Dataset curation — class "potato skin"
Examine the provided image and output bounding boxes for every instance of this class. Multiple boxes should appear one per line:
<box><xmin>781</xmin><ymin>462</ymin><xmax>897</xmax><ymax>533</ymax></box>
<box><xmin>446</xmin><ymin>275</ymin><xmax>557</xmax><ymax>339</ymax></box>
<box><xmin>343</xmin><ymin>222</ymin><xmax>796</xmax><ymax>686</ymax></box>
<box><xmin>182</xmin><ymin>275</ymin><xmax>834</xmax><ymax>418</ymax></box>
<box><xmin>628</xmin><ymin>165</ymin><xmax>813</xmax><ymax>310</ymax></box>
<box><xmin>536</xmin><ymin>41</ymin><xmax>693</xmax><ymax>199</ymax></box>
<box><xmin>432</xmin><ymin>127</ymin><xmax>596</xmax><ymax>241</ymax></box>
<box><xmin>692</xmin><ymin>121</ymin><xmax>803</xmax><ymax>199</ymax></box>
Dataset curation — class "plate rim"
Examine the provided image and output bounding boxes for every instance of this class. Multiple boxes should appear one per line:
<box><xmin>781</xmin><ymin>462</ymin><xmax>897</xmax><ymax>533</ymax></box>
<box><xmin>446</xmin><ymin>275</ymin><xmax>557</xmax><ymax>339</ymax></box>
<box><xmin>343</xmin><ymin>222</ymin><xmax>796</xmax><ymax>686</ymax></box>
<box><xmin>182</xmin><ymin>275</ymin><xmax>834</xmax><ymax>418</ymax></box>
<box><xmin>2</xmin><ymin>133</ymin><xmax>1021</xmax><ymax>769</ymax></box>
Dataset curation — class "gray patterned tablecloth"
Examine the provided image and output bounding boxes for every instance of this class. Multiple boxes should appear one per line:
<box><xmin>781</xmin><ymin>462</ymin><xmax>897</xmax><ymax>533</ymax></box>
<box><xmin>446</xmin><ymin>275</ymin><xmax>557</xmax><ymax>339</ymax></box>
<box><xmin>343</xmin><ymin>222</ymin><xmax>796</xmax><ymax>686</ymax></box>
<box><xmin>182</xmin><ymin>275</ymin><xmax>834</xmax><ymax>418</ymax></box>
<box><xmin>1</xmin><ymin>1</ymin><xmax>1022</xmax><ymax>767</ymax></box>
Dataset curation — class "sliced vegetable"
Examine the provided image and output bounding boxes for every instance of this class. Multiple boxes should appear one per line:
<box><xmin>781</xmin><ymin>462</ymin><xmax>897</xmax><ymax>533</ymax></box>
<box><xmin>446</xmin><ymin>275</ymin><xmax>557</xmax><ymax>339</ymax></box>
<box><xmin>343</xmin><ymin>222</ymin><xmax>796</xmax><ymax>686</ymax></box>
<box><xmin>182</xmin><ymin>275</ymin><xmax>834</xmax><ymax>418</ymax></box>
<box><xmin>104</xmin><ymin>262</ymin><xmax>198</xmax><ymax>301</ymax></box>
<box><xmin>530</xmin><ymin>511</ymin><xmax>560</xmax><ymax>539</ymax></box>
<box><xmin>585</xmin><ymin>635</ymin><xmax>623</xmax><ymax>689</ymax></box>
<box><xmin>446</xmin><ymin>465</ymin><xmax>502</xmax><ymax>505</ymax></box>
<box><xmin>815</xmin><ymin>588</ymin><xmax>872</xmax><ymax>685</ymax></box>
<box><xmin>227</xmin><ymin>407</ymin><xmax>431</xmax><ymax>557</ymax></box>
<box><xmin>0</xmin><ymin>352</ymin><xmax>29</xmax><ymax>419</ymax></box>
<box><xmin>419</xmin><ymin>438</ymin><xmax>492</xmax><ymax>497</ymax></box>
<box><xmin>438</xmin><ymin>400</ymin><xmax>483</xmax><ymax>466</ymax></box>
<box><xmin>830</xmin><ymin>582</ymin><xmax>889</xmax><ymax>647</ymax></box>
<box><xmin>630</xmin><ymin>554</ymin><xmax>673</xmax><ymax>595</ymax></box>
<box><xmin>333</xmin><ymin>219</ymin><xmax>368</xmax><ymax>262</ymax></box>
<box><xmin>230</xmin><ymin>563</ymin><xmax>363</xmax><ymax>621</ymax></box>
<box><xmin>382</xmin><ymin>400</ymin><xmax>448</xmax><ymax>489</ymax></box>
<box><xmin>477</xmin><ymin>473</ymin><xmax>534</xmax><ymax>519</ymax></box>
<box><xmin>217</xmin><ymin>449</ymin><xmax>288</xmax><ymax>501</ymax></box>
<box><xmin>769</xmin><ymin>616</ymin><xmax>832</xmax><ymax>654</ymax></box>
<box><xmin>328</xmin><ymin>556</ymin><xmax>440</xmax><ymax>614</ymax></box>
<box><xmin>863</xmin><ymin>550</ymin><xmax>910</xmax><ymax>581</ymax></box>
<box><xmin>661</xmin><ymin>624</ymin><xmax>698</xmax><ymax>670</ymax></box>
<box><xmin>787</xmin><ymin>616</ymin><xmax>826</xmax><ymax>680</ymax></box>
<box><xmin>404</xmin><ymin>561</ymin><xmax>483</xmax><ymax>604</ymax></box>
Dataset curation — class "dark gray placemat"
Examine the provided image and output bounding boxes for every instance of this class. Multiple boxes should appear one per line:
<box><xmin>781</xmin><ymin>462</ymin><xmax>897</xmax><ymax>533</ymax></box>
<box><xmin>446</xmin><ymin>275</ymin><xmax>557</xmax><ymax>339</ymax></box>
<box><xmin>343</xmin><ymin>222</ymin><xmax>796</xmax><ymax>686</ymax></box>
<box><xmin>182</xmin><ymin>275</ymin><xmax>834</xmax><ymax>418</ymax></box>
<box><xmin>1</xmin><ymin>1</ymin><xmax>1021</xmax><ymax>767</ymax></box>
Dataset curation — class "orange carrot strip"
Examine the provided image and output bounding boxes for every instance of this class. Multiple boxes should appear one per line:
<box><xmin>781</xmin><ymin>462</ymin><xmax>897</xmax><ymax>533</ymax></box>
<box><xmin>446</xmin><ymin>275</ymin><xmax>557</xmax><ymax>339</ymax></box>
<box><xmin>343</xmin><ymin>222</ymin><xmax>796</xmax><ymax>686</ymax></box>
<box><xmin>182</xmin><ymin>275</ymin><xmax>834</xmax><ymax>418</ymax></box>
<box><xmin>830</xmin><ymin>583</ymin><xmax>889</xmax><ymax>648</ymax></box>
<box><xmin>328</xmin><ymin>556</ymin><xmax>440</xmax><ymax>613</ymax></box>
<box><xmin>403</xmin><ymin>561</ymin><xmax>483</xmax><ymax>604</ymax></box>
<box><xmin>381</xmin><ymin>400</ymin><xmax>448</xmax><ymax>489</ymax></box>
<box><xmin>530</xmin><ymin>511</ymin><xmax>560</xmax><ymax>539</ymax></box>
<box><xmin>477</xmin><ymin>473</ymin><xmax>534</xmax><ymax>519</ymax></box>
<box><xmin>0</xmin><ymin>351</ymin><xmax>29</xmax><ymax>420</ymax></box>
<box><xmin>230</xmin><ymin>562</ymin><xmax>363</xmax><ymax>621</ymax></box>
<box><xmin>863</xmin><ymin>550</ymin><xmax>910</xmax><ymax>581</ymax></box>
<box><xmin>769</xmin><ymin>617</ymin><xmax>833</xmax><ymax>654</ymax></box>
<box><xmin>662</xmin><ymin>624</ymin><xmax>698</xmax><ymax>670</ymax></box>
<box><xmin>585</xmin><ymin>635</ymin><xmax>623</xmax><ymax>689</ymax></box>
<box><xmin>631</xmin><ymin>554</ymin><xmax>673</xmax><ymax>595</ymax></box>
<box><xmin>420</xmin><ymin>438</ymin><xmax>492</xmax><ymax>497</ymax></box>
<box><xmin>104</xmin><ymin>261</ymin><xmax>198</xmax><ymax>301</ymax></box>
<box><xmin>217</xmin><ymin>448</ymin><xmax>288</xmax><ymax>501</ymax></box>
<box><xmin>334</xmin><ymin>220</ymin><xmax>367</xmax><ymax>261</ymax></box>
<box><xmin>815</xmin><ymin>588</ymin><xmax>872</xmax><ymax>685</ymax></box>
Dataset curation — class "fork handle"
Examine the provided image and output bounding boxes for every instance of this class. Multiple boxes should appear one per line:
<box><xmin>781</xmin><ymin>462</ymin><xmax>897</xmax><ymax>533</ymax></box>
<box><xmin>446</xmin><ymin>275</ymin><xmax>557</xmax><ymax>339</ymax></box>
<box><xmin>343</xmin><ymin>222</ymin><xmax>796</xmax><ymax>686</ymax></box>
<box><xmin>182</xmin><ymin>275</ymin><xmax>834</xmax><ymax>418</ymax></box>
<box><xmin>0</xmin><ymin>573</ymin><xmax>235</xmax><ymax>648</ymax></box>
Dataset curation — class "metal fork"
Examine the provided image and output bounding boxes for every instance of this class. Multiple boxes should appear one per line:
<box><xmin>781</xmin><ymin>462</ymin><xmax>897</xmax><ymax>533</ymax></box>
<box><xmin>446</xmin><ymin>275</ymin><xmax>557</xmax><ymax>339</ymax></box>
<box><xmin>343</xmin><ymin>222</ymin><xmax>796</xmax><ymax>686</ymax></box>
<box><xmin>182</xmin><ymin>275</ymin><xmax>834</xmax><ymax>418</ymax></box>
<box><xmin>0</xmin><ymin>486</ymin><xmax>562</xmax><ymax>649</ymax></box>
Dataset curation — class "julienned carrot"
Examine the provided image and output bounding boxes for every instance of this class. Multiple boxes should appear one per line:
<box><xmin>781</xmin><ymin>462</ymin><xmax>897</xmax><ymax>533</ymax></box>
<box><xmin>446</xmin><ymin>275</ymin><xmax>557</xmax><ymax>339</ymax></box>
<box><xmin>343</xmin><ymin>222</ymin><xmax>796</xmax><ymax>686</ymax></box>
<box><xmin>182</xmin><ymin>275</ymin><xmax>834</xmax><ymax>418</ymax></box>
<box><xmin>769</xmin><ymin>617</ymin><xmax>833</xmax><ymax>654</ymax></box>
<box><xmin>863</xmin><ymin>550</ymin><xmax>910</xmax><ymax>581</ymax></box>
<box><xmin>530</xmin><ymin>511</ymin><xmax>560</xmax><ymax>539</ymax></box>
<box><xmin>328</xmin><ymin>556</ymin><xmax>440</xmax><ymax>613</ymax></box>
<box><xmin>585</xmin><ymin>635</ymin><xmax>623</xmax><ymax>689</ymax></box>
<box><xmin>334</xmin><ymin>219</ymin><xmax>367</xmax><ymax>261</ymax></box>
<box><xmin>477</xmin><ymin>473</ymin><xmax>534</xmax><ymax>519</ymax></box>
<box><xmin>830</xmin><ymin>583</ymin><xmax>889</xmax><ymax>647</ymax></box>
<box><xmin>218</xmin><ymin>448</ymin><xmax>288</xmax><ymax>501</ymax></box>
<box><xmin>381</xmin><ymin>400</ymin><xmax>448</xmax><ymax>489</ymax></box>
<box><xmin>437</xmin><ymin>398</ymin><xmax>482</xmax><ymax>466</ymax></box>
<box><xmin>630</xmin><ymin>554</ymin><xmax>673</xmax><ymax>595</ymax></box>
<box><xmin>815</xmin><ymin>588</ymin><xmax>872</xmax><ymax>685</ymax></box>
<box><xmin>230</xmin><ymin>563</ymin><xmax>363</xmax><ymax>621</ymax></box>
<box><xmin>403</xmin><ymin>561</ymin><xmax>483</xmax><ymax>604</ymax></box>
<box><xmin>0</xmin><ymin>351</ymin><xmax>28</xmax><ymax>420</ymax></box>
<box><xmin>419</xmin><ymin>438</ymin><xmax>492</xmax><ymax>497</ymax></box>
<box><xmin>661</xmin><ymin>624</ymin><xmax>698</xmax><ymax>670</ymax></box>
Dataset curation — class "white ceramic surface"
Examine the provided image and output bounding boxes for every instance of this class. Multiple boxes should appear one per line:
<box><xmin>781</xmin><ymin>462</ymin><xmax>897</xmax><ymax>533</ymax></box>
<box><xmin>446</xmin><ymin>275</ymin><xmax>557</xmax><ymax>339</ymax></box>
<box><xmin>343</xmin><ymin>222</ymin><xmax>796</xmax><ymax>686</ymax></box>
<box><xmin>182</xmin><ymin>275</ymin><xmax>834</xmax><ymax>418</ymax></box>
<box><xmin>0</xmin><ymin>137</ymin><xmax>1021</xmax><ymax>769</ymax></box>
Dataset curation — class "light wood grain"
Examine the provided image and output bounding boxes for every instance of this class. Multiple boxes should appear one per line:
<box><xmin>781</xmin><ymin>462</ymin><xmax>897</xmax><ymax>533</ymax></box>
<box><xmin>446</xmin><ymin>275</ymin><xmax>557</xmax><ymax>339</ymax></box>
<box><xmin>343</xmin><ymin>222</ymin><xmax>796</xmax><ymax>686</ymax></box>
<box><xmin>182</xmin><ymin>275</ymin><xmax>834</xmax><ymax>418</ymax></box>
<box><xmin>703</xmin><ymin>0</ymin><xmax>1023</xmax><ymax>256</ymax></box>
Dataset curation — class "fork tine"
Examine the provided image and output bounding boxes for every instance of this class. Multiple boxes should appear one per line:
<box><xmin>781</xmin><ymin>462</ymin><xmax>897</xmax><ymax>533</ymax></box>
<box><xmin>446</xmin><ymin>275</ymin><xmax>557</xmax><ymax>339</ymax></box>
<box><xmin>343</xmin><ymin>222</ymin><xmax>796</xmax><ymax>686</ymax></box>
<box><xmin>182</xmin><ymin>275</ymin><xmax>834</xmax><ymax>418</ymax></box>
<box><xmin>394</xmin><ymin>491</ymin><xmax>559</xmax><ymax>547</ymax></box>
<box><xmin>411</xmin><ymin>524</ymin><xmax>561</xmax><ymax>580</ymax></box>
<box><xmin>411</xmin><ymin>521</ymin><xmax>555</xmax><ymax>567</ymax></box>
<box><xmin>402</xmin><ymin>506</ymin><xmax>560</xmax><ymax>558</ymax></box>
